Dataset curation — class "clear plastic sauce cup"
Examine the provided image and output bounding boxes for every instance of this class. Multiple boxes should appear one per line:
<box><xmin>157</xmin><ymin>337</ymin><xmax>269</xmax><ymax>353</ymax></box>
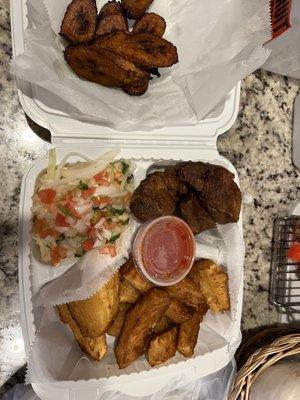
<box><xmin>133</xmin><ymin>216</ymin><xmax>196</xmax><ymax>286</ymax></box>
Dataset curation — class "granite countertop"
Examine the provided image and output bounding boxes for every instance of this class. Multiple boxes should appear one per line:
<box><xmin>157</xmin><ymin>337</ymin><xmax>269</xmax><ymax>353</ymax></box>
<box><xmin>0</xmin><ymin>0</ymin><xmax>299</xmax><ymax>395</ymax></box>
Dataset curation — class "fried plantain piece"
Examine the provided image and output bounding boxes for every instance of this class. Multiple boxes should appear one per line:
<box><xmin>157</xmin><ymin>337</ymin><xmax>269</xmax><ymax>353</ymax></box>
<box><xmin>119</xmin><ymin>279</ymin><xmax>141</xmax><ymax>303</ymax></box>
<box><xmin>197</xmin><ymin>259</ymin><xmax>230</xmax><ymax>312</ymax></box>
<box><xmin>99</xmin><ymin>0</ymin><xmax>124</xmax><ymax>18</ymax></box>
<box><xmin>107</xmin><ymin>302</ymin><xmax>131</xmax><ymax>337</ymax></box>
<box><xmin>95</xmin><ymin>14</ymin><xmax>128</xmax><ymax>36</ymax></box>
<box><xmin>180</xmin><ymin>192</ymin><xmax>216</xmax><ymax>235</ymax></box>
<box><xmin>177</xmin><ymin>303</ymin><xmax>208</xmax><ymax>357</ymax></box>
<box><xmin>147</xmin><ymin>326</ymin><xmax>178</xmax><ymax>367</ymax></box>
<box><xmin>165</xmin><ymin>277</ymin><xmax>205</xmax><ymax>308</ymax></box>
<box><xmin>95</xmin><ymin>31</ymin><xmax>178</xmax><ymax>68</ymax></box>
<box><xmin>120</xmin><ymin>257</ymin><xmax>152</xmax><ymax>293</ymax></box>
<box><xmin>121</xmin><ymin>0</ymin><xmax>153</xmax><ymax>19</ymax></box>
<box><xmin>122</xmin><ymin>77</ymin><xmax>149</xmax><ymax>96</ymax></box>
<box><xmin>165</xmin><ymin>299</ymin><xmax>194</xmax><ymax>324</ymax></box>
<box><xmin>132</xmin><ymin>13</ymin><xmax>166</xmax><ymax>37</ymax></box>
<box><xmin>115</xmin><ymin>288</ymin><xmax>170</xmax><ymax>368</ymax></box>
<box><xmin>152</xmin><ymin>315</ymin><xmax>172</xmax><ymax>335</ymax></box>
<box><xmin>60</xmin><ymin>0</ymin><xmax>97</xmax><ymax>43</ymax></box>
<box><xmin>58</xmin><ymin>304</ymin><xmax>108</xmax><ymax>361</ymax></box>
<box><xmin>68</xmin><ymin>273</ymin><xmax>119</xmax><ymax>338</ymax></box>
<box><xmin>65</xmin><ymin>44</ymin><xmax>149</xmax><ymax>89</ymax></box>
<box><xmin>96</xmin><ymin>1</ymin><xmax>128</xmax><ymax>37</ymax></box>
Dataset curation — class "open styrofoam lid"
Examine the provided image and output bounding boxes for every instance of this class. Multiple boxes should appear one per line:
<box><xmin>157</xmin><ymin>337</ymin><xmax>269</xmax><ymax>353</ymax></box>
<box><xmin>11</xmin><ymin>0</ymin><xmax>241</xmax><ymax>145</ymax></box>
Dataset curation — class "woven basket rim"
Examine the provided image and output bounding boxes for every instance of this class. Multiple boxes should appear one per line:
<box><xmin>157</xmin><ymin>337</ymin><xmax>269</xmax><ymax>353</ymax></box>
<box><xmin>228</xmin><ymin>333</ymin><xmax>300</xmax><ymax>400</ymax></box>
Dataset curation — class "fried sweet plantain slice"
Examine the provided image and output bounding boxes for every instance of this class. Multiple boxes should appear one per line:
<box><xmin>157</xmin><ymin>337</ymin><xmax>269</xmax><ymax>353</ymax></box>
<box><xmin>132</xmin><ymin>13</ymin><xmax>166</xmax><ymax>37</ymax></box>
<box><xmin>122</xmin><ymin>76</ymin><xmax>149</xmax><ymax>96</ymax></box>
<box><xmin>120</xmin><ymin>257</ymin><xmax>153</xmax><ymax>293</ymax></box>
<box><xmin>58</xmin><ymin>304</ymin><xmax>108</xmax><ymax>361</ymax></box>
<box><xmin>165</xmin><ymin>277</ymin><xmax>205</xmax><ymax>308</ymax></box>
<box><xmin>95</xmin><ymin>31</ymin><xmax>178</xmax><ymax>68</ymax></box>
<box><xmin>68</xmin><ymin>273</ymin><xmax>119</xmax><ymax>338</ymax></box>
<box><xmin>121</xmin><ymin>0</ymin><xmax>153</xmax><ymax>19</ymax></box>
<box><xmin>60</xmin><ymin>0</ymin><xmax>97</xmax><ymax>43</ymax></box>
<box><xmin>177</xmin><ymin>303</ymin><xmax>208</xmax><ymax>357</ymax></box>
<box><xmin>65</xmin><ymin>44</ymin><xmax>149</xmax><ymax>88</ymax></box>
<box><xmin>119</xmin><ymin>279</ymin><xmax>141</xmax><ymax>303</ymax></box>
<box><xmin>107</xmin><ymin>302</ymin><xmax>131</xmax><ymax>337</ymax></box>
<box><xmin>96</xmin><ymin>1</ymin><xmax>128</xmax><ymax>37</ymax></box>
<box><xmin>198</xmin><ymin>259</ymin><xmax>230</xmax><ymax>312</ymax></box>
<box><xmin>147</xmin><ymin>326</ymin><xmax>178</xmax><ymax>367</ymax></box>
<box><xmin>165</xmin><ymin>299</ymin><xmax>194</xmax><ymax>324</ymax></box>
<box><xmin>115</xmin><ymin>288</ymin><xmax>171</xmax><ymax>368</ymax></box>
<box><xmin>95</xmin><ymin>14</ymin><xmax>128</xmax><ymax>36</ymax></box>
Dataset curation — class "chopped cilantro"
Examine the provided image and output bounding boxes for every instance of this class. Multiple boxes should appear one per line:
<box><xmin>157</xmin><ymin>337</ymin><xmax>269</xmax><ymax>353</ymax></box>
<box><xmin>121</xmin><ymin>161</ymin><xmax>129</xmax><ymax>174</ymax></box>
<box><xmin>78</xmin><ymin>180</ymin><xmax>88</xmax><ymax>190</ymax></box>
<box><xmin>110</xmin><ymin>207</ymin><xmax>125</xmax><ymax>216</ymax></box>
<box><xmin>109</xmin><ymin>233</ymin><xmax>121</xmax><ymax>243</ymax></box>
<box><xmin>57</xmin><ymin>204</ymin><xmax>74</xmax><ymax>218</ymax></box>
<box><xmin>120</xmin><ymin>218</ymin><xmax>130</xmax><ymax>225</ymax></box>
<box><xmin>75</xmin><ymin>249</ymin><xmax>86</xmax><ymax>258</ymax></box>
<box><xmin>55</xmin><ymin>233</ymin><xmax>65</xmax><ymax>244</ymax></box>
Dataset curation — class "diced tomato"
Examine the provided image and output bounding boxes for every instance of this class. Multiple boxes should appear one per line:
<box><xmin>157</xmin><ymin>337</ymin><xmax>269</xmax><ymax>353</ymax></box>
<box><xmin>40</xmin><ymin>229</ymin><xmax>59</xmax><ymax>239</ymax></box>
<box><xmin>33</xmin><ymin>219</ymin><xmax>47</xmax><ymax>235</ymax></box>
<box><xmin>287</xmin><ymin>242</ymin><xmax>300</xmax><ymax>262</ymax></box>
<box><xmin>87</xmin><ymin>227</ymin><xmax>97</xmax><ymax>239</ymax></box>
<box><xmin>104</xmin><ymin>221</ymin><xmax>117</xmax><ymax>230</ymax></box>
<box><xmin>94</xmin><ymin>170</ymin><xmax>108</xmax><ymax>182</ymax></box>
<box><xmin>38</xmin><ymin>189</ymin><xmax>56</xmax><ymax>204</ymax></box>
<box><xmin>99</xmin><ymin>245</ymin><xmax>116</xmax><ymax>257</ymax></box>
<box><xmin>50</xmin><ymin>247</ymin><xmax>60</xmax><ymax>266</ymax></box>
<box><xmin>97</xmin><ymin>178</ymin><xmax>109</xmax><ymax>186</ymax></box>
<box><xmin>92</xmin><ymin>196</ymin><xmax>112</xmax><ymax>206</ymax></box>
<box><xmin>55</xmin><ymin>213</ymin><xmax>70</xmax><ymax>227</ymax></box>
<box><xmin>57</xmin><ymin>245</ymin><xmax>68</xmax><ymax>258</ymax></box>
<box><xmin>82</xmin><ymin>239</ymin><xmax>95</xmax><ymax>252</ymax></box>
<box><xmin>81</xmin><ymin>187</ymin><xmax>96</xmax><ymax>200</ymax></box>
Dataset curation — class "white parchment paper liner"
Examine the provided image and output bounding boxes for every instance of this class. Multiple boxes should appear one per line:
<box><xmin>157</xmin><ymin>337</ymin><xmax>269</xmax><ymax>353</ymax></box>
<box><xmin>11</xmin><ymin>0</ymin><xmax>272</xmax><ymax>131</ymax></box>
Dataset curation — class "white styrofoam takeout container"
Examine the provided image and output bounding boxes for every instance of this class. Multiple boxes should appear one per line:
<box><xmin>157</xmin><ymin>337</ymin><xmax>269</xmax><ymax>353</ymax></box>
<box><xmin>11</xmin><ymin>0</ymin><xmax>243</xmax><ymax>398</ymax></box>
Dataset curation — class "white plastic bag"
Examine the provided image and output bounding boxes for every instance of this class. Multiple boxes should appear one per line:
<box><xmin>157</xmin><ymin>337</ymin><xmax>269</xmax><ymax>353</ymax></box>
<box><xmin>3</xmin><ymin>360</ymin><xmax>236</xmax><ymax>400</ymax></box>
<box><xmin>263</xmin><ymin>0</ymin><xmax>300</xmax><ymax>79</ymax></box>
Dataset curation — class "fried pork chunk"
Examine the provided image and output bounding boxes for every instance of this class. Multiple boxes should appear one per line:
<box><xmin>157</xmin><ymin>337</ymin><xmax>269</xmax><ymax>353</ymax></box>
<box><xmin>60</xmin><ymin>0</ymin><xmax>97</xmax><ymax>43</ymax></box>
<box><xmin>115</xmin><ymin>288</ymin><xmax>170</xmax><ymax>368</ymax></box>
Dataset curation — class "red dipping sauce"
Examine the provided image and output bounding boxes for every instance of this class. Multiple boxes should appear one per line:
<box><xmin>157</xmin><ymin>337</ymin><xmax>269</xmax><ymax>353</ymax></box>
<box><xmin>133</xmin><ymin>216</ymin><xmax>196</xmax><ymax>286</ymax></box>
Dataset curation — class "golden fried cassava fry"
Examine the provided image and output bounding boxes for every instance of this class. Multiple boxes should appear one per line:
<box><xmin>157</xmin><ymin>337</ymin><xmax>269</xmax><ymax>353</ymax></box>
<box><xmin>152</xmin><ymin>315</ymin><xmax>172</xmax><ymax>335</ymax></box>
<box><xmin>198</xmin><ymin>259</ymin><xmax>230</xmax><ymax>312</ymax></box>
<box><xmin>147</xmin><ymin>326</ymin><xmax>178</xmax><ymax>367</ymax></box>
<box><xmin>115</xmin><ymin>288</ymin><xmax>171</xmax><ymax>368</ymax></box>
<box><xmin>121</xmin><ymin>0</ymin><xmax>153</xmax><ymax>19</ymax></box>
<box><xmin>57</xmin><ymin>304</ymin><xmax>108</xmax><ymax>361</ymax></box>
<box><xmin>65</xmin><ymin>45</ymin><xmax>149</xmax><ymax>88</ymax></box>
<box><xmin>165</xmin><ymin>299</ymin><xmax>194</xmax><ymax>324</ymax></box>
<box><xmin>132</xmin><ymin>13</ymin><xmax>166</xmax><ymax>37</ymax></box>
<box><xmin>107</xmin><ymin>303</ymin><xmax>131</xmax><ymax>337</ymax></box>
<box><xmin>60</xmin><ymin>0</ymin><xmax>97</xmax><ymax>43</ymax></box>
<box><xmin>120</xmin><ymin>257</ymin><xmax>152</xmax><ymax>293</ymax></box>
<box><xmin>68</xmin><ymin>273</ymin><xmax>119</xmax><ymax>338</ymax></box>
<box><xmin>177</xmin><ymin>303</ymin><xmax>208</xmax><ymax>357</ymax></box>
<box><xmin>119</xmin><ymin>279</ymin><xmax>141</xmax><ymax>303</ymax></box>
<box><xmin>94</xmin><ymin>31</ymin><xmax>178</xmax><ymax>68</ymax></box>
<box><xmin>165</xmin><ymin>277</ymin><xmax>205</xmax><ymax>308</ymax></box>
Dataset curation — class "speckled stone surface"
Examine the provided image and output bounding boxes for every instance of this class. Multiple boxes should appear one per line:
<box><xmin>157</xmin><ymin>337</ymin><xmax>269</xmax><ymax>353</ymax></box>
<box><xmin>0</xmin><ymin>0</ymin><xmax>299</xmax><ymax>395</ymax></box>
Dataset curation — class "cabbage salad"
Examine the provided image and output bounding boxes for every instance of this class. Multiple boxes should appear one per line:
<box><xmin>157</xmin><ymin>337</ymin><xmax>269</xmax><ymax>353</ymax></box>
<box><xmin>32</xmin><ymin>149</ymin><xmax>134</xmax><ymax>266</ymax></box>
